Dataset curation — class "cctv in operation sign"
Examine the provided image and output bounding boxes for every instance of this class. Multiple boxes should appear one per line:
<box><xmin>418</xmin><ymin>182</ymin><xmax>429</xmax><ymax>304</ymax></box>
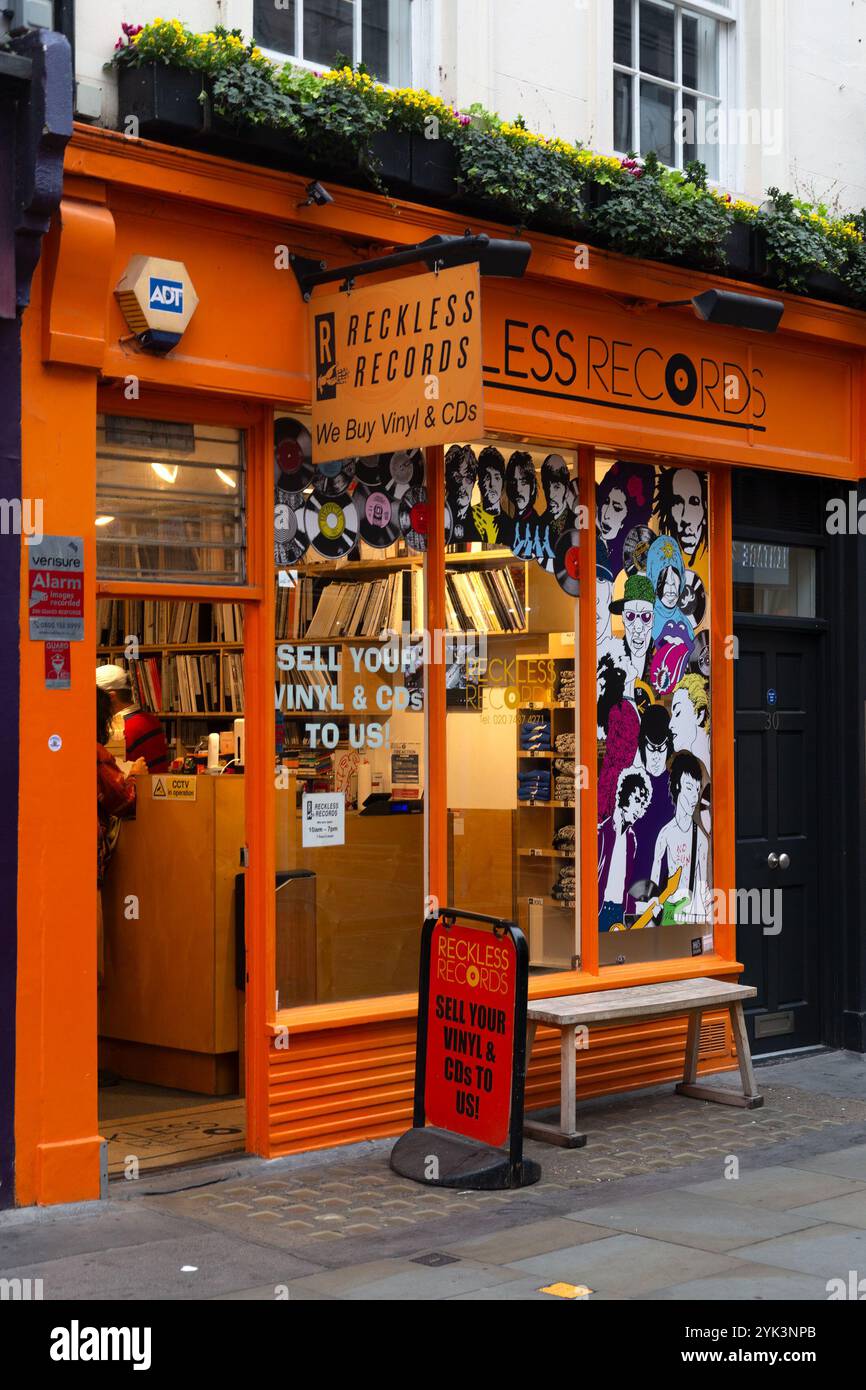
<box><xmin>309</xmin><ymin>263</ymin><xmax>484</xmax><ymax>463</ymax></box>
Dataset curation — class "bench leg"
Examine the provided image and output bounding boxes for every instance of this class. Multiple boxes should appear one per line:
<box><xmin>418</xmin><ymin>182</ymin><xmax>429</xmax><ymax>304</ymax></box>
<box><xmin>676</xmin><ymin>1001</ymin><xmax>764</xmax><ymax>1109</ymax></box>
<box><xmin>523</xmin><ymin>1025</ymin><xmax>587</xmax><ymax>1148</ymax></box>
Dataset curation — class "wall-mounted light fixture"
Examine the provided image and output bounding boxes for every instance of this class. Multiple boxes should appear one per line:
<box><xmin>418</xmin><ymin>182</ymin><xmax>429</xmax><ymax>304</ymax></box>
<box><xmin>628</xmin><ymin>286</ymin><xmax>784</xmax><ymax>333</ymax></box>
<box><xmin>290</xmin><ymin>231</ymin><xmax>532</xmax><ymax>300</ymax></box>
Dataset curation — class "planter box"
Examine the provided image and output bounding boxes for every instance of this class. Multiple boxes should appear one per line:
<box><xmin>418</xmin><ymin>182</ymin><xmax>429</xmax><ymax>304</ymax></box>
<box><xmin>722</xmin><ymin>221</ymin><xmax>754</xmax><ymax>277</ymax></box>
<box><xmin>364</xmin><ymin>127</ymin><xmax>412</xmax><ymax>189</ymax></box>
<box><xmin>803</xmin><ymin>267</ymin><xmax>851</xmax><ymax>305</ymax></box>
<box><xmin>117</xmin><ymin>63</ymin><xmax>206</xmax><ymax>137</ymax></box>
<box><xmin>409</xmin><ymin>131</ymin><xmax>459</xmax><ymax>198</ymax></box>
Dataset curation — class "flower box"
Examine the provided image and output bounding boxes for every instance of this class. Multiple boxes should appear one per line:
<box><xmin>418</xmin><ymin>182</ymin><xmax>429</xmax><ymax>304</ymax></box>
<box><xmin>409</xmin><ymin>131</ymin><xmax>460</xmax><ymax>198</ymax></box>
<box><xmin>722</xmin><ymin>221</ymin><xmax>754</xmax><ymax>277</ymax></box>
<box><xmin>802</xmin><ymin>267</ymin><xmax>851</xmax><ymax>305</ymax></box>
<box><xmin>117</xmin><ymin>63</ymin><xmax>207</xmax><ymax>136</ymax></box>
<box><xmin>363</xmin><ymin>127</ymin><xmax>412</xmax><ymax>189</ymax></box>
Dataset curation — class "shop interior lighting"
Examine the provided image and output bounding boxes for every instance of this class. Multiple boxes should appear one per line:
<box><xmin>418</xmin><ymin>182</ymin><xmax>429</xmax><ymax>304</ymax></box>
<box><xmin>151</xmin><ymin>462</ymin><xmax>178</xmax><ymax>484</ymax></box>
<box><xmin>290</xmin><ymin>232</ymin><xmax>532</xmax><ymax>300</ymax></box>
<box><xmin>215</xmin><ymin>469</ymin><xmax>237</xmax><ymax>489</ymax></box>
<box><xmin>95</xmin><ymin>515</ymin><xmax>114</xmax><ymax>526</ymax></box>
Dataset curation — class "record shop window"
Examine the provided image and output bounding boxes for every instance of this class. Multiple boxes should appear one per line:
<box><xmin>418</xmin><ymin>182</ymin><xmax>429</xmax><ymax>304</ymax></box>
<box><xmin>443</xmin><ymin>440</ymin><xmax>581</xmax><ymax>978</ymax></box>
<box><xmin>596</xmin><ymin>455</ymin><xmax>713</xmax><ymax>968</ymax></box>
<box><xmin>96</xmin><ymin>415</ymin><xmax>246</xmax><ymax>585</ymax></box>
<box><xmin>273</xmin><ymin>414</ymin><xmax>426</xmax><ymax>1007</ymax></box>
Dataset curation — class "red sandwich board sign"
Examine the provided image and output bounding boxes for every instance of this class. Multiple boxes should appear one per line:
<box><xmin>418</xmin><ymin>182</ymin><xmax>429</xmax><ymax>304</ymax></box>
<box><xmin>390</xmin><ymin>908</ymin><xmax>540</xmax><ymax>1190</ymax></box>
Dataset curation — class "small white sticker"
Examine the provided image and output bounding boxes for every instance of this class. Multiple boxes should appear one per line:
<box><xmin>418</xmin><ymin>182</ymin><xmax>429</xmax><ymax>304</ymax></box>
<box><xmin>48</xmin><ymin>734</ymin><xmax>62</xmax><ymax>751</ymax></box>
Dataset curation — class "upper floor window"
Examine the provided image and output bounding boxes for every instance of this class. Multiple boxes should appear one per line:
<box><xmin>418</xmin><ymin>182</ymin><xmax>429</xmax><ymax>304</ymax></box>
<box><xmin>253</xmin><ymin>0</ymin><xmax>413</xmax><ymax>86</ymax></box>
<box><xmin>613</xmin><ymin>0</ymin><xmax>734</xmax><ymax>179</ymax></box>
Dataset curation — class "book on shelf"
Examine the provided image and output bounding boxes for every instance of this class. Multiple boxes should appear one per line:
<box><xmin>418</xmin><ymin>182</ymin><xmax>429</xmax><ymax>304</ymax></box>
<box><xmin>223</xmin><ymin>652</ymin><xmax>245</xmax><ymax>712</ymax></box>
<box><xmin>96</xmin><ymin>598</ymin><xmax>244</xmax><ymax>647</ymax></box>
<box><xmin>277</xmin><ymin>572</ymin><xmax>423</xmax><ymax>641</ymax></box>
<box><xmin>445</xmin><ymin>567</ymin><xmax>525</xmax><ymax>633</ymax></box>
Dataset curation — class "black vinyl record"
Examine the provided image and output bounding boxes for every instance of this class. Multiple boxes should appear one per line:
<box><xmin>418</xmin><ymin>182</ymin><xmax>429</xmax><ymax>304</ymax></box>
<box><xmin>305</xmin><ymin>492</ymin><xmax>359</xmax><ymax>559</ymax></box>
<box><xmin>398</xmin><ymin>486</ymin><xmax>429</xmax><ymax>553</ymax></box>
<box><xmin>623</xmin><ymin>524</ymin><xmax>656</xmax><ymax>576</ymax></box>
<box><xmin>354</xmin><ymin>453</ymin><xmax>390</xmax><ymax>487</ymax></box>
<box><xmin>274</xmin><ymin>417</ymin><xmax>314</xmax><ymax>497</ymax></box>
<box><xmin>387</xmin><ymin>449</ymin><xmax>424</xmax><ymax>496</ymax></box>
<box><xmin>681</xmin><ymin>570</ymin><xmax>707</xmax><ymax>627</ymax></box>
<box><xmin>553</xmin><ymin>528</ymin><xmax>582</xmax><ymax>596</ymax></box>
<box><xmin>356</xmin><ymin>482</ymin><xmax>400</xmax><ymax>549</ymax></box>
<box><xmin>274</xmin><ymin>498</ymin><xmax>309</xmax><ymax>564</ymax></box>
<box><xmin>313</xmin><ymin>455</ymin><xmax>357</xmax><ymax>498</ymax></box>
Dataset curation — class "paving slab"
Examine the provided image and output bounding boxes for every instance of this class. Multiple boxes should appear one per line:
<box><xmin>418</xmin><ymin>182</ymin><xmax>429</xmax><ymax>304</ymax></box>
<box><xmin>683</xmin><ymin>1166</ymin><xmax>866</xmax><ymax>1212</ymax></box>
<box><xmin>286</xmin><ymin>1256</ymin><xmax>524</xmax><ymax>1301</ymax></box>
<box><xmin>795</xmin><ymin>1145</ymin><xmax>866</xmax><ymax>1182</ymax></box>
<box><xmin>787</xmin><ymin>1189</ymin><xmax>866</xmax><ymax>1229</ymax></box>
<box><xmin>643</xmin><ymin>1264</ymin><xmax>833</xmax><ymax>1300</ymax></box>
<box><xmin>508</xmin><ymin>1233</ymin><xmax>741</xmax><ymax>1296</ymax></box>
<box><xmin>441</xmin><ymin>1217</ymin><xmax>616</xmax><ymax>1265</ymax></box>
<box><xmin>565</xmin><ymin>1189</ymin><xmax>822</xmax><ymax>1253</ymax></box>
<box><xmin>0</xmin><ymin>1230</ymin><xmax>324</xmax><ymax>1301</ymax></box>
<box><xmin>729</xmin><ymin>1222</ymin><xmax>866</xmax><ymax>1278</ymax></box>
<box><xmin>0</xmin><ymin>1204</ymin><xmax>209</xmax><ymax>1267</ymax></box>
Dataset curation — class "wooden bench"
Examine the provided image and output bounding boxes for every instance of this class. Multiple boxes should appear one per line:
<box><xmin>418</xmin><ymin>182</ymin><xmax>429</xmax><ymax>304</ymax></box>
<box><xmin>523</xmin><ymin>977</ymin><xmax>761</xmax><ymax>1148</ymax></box>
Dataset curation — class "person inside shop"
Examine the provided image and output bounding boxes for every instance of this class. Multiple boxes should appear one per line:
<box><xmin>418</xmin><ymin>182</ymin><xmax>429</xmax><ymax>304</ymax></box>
<box><xmin>95</xmin><ymin>663</ymin><xmax>170</xmax><ymax>773</ymax></box>
<box><xmin>97</xmin><ymin>687</ymin><xmax>145</xmax><ymax>989</ymax></box>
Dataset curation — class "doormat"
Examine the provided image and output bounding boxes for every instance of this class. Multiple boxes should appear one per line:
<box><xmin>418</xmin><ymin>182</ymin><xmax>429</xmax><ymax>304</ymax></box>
<box><xmin>104</xmin><ymin>1101</ymin><xmax>245</xmax><ymax>1175</ymax></box>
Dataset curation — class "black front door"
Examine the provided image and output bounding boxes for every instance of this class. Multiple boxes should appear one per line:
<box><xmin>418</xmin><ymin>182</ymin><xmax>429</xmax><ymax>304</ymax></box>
<box><xmin>734</xmin><ymin>627</ymin><xmax>821</xmax><ymax>1052</ymax></box>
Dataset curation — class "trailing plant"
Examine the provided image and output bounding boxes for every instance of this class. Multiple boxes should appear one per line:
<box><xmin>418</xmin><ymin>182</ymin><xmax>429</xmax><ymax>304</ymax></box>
<box><xmin>105</xmin><ymin>19</ymin><xmax>866</xmax><ymax>308</ymax></box>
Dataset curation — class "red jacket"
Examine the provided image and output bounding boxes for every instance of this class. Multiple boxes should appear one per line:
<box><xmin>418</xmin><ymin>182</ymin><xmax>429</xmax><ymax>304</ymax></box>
<box><xmin>97</xmin><ymin>744</ymin><xmax>137</xmax><ymax>885</ymax></box>
<box><xmin>123</xmin><ymin>709</ymin><xmax>170</xmax><ymax>773</ymax></box>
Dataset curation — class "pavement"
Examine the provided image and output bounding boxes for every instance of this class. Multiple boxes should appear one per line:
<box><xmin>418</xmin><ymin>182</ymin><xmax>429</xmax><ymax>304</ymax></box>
<box><xmin>3</xmin><ymin>1049</ymin><xmax>866</xmax><ymax>1301</ymax></box>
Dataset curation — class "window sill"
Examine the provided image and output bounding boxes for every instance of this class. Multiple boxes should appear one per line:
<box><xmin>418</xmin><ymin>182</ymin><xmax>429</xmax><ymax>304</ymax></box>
<box><xmin>267</xmin><ymin>953</ymin><xmax>744</xmax><ymax>1035</ymax></box>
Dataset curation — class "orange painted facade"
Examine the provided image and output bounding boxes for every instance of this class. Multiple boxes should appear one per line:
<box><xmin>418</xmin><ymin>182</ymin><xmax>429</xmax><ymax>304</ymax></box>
<box><xmin>15</xmin><ymin>124</ymin><xmax>866</xmax><ymax>1204</ymax></box>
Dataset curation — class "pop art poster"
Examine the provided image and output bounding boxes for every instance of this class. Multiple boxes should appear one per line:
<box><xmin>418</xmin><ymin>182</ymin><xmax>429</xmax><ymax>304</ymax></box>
<box><xmin>596</xmin><ymin>459</ymin><xmax>712</xmax><ymax>938</ymax></box>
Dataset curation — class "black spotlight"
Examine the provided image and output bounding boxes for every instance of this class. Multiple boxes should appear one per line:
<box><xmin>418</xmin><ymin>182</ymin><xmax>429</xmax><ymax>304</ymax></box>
<box><xmin>691</xmin><ymin>289</ymin><xmax>784</xmax><ymax>333</ymax></box>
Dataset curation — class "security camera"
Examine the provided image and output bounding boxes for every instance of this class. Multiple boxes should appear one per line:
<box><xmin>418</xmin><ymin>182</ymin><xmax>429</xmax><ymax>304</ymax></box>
<box><xmin>301</xmin><ymin>181</ymin><xmax>333</xmax><ymax>208</ymax></box>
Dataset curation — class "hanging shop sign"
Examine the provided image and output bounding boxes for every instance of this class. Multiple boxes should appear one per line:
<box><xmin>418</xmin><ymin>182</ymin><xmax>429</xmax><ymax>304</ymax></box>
<box><xmin>28</xmin><ymin>536</ymin><xmax>84</xmax><ymax>641</ymax></box>
<box><xmin>309</xmin><ymin>264</ymin><xmax>484</xmax><ymax>463</ymax></box>
<box><xmin>390</xmin><ymin>907</ymin><xmax>539</xmax><ymax>1190</ymax></box>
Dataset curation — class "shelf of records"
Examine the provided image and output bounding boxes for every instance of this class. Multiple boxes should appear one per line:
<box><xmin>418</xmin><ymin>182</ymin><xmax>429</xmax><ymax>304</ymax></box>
<box><xmin>96</xmin><ymin>651</ymin><xmax>245</xmax><ymax>717</ymax></box>
<box><xmin>275</xmin><ymin>561</ymin><xmax>527</xmax><ymax>640</ymax></box>
<box><xmin>97</xmin><ymin>598</ymin><xmax>244</xmax><ymax>647</ymax></box>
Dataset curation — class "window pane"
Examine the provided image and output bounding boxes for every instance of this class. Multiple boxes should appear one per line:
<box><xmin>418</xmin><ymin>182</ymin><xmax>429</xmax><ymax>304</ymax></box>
<box><xmin>733</xmin><ymin>543</ymin><xmax>816</xmax><ymax>618</ymax></box>
<box><xmin>640</xmin><ymin>79</ymin><xmax>675</xmax><ymax>163</ymax></box>
<box><xmin>596</xmin><ymin>457</ymin><xmax>713</xmax><ymax>965</ymax></box>
<box><xmin>304</xmin><ymin>0</ymin><xmax>355</xmax><ymax>68</ymax></box>
<box><xmin>362</xmin><ymin>0</ymin><xmax>412</xmax><ymax>85</ymax></box>
<box><xmin>639</xmin><ymin>0</ymin><xmax>675</xmax><ymax>82</ymax></box>
<box><xmin>253</xmin><ymin>0</ymin><xmax>297</xmax><ymax>55</ymax></box>
<box><xmin>614</xmin><ymin>70</ymin><xmax>633</xmax><ymax>150</ymax></box>
<box><xmin>680</xmin><ymin>93</ymin><xmax>719</xmax><ymax>178</ymax></box>
<box><xmin>682</xmin><ymin>12</ymin><xmax>719</xmax><ymax>95</ymax></box>
<box><xmin>97</xmin><ymin>417</ymin><xmax>245</xmax><ymax>584</ymax></box>
<box><xmin>614</xmin><ymin>0</ymin><xmax>633</xmax><ymax>66</ymax></box>
<box><xmin>273</xmin><ymin>413</ymin><xmax>426</xmax><ymax>1006</ymax></box>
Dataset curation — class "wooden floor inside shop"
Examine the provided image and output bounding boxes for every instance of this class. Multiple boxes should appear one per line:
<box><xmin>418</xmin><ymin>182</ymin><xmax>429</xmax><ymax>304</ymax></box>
<box><xmin>99</xmin><ymin>1078</ymin><xmax>245</xmax><ymax>1176</ymax></box>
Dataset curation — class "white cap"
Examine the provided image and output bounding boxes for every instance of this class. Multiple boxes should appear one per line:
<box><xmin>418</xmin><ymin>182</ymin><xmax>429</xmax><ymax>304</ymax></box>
<box><xmin>96</xmin><ymin>664</ymin><xmax>129</xmax><ymax>692</ymax></box>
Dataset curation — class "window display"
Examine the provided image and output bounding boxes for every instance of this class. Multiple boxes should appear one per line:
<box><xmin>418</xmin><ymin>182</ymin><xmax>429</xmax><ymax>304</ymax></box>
<box><xmin>596</xmin><ymin>456</ymin><xmax>713</xmax><ymax>966</ymax></box>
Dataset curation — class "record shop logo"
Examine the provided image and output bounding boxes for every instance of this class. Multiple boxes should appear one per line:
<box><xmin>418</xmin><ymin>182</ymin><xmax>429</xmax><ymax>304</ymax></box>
<box><xmin>149</xmin><ymin>276</ymin><xmax>184</xmax><ymax>313</ymax></box>
<box><xmin>315</xmin><ymin>310</ymin><xmax>338</xmax><ymax>400</ymax></box>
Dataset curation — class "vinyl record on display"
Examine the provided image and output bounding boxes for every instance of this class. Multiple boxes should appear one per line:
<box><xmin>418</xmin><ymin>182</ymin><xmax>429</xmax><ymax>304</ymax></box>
<box><xmin>274</xmin><ymin>498</ymin><xmax>310</xmax><ymax>564</ymax></box>
<box><xmin>313</xmin><ymin>455</ymin><xmax>357</xmax><ymax>498</ymax></box>
<box><xmin>354</xmin><ymin>453</ymin><xmax>390</xmax><ymax>487</ymax></box>
<box><xmin>398</xmin><ymin>486</ymin><xmax>429</xmax><ymax>552</ymax></box>
<box><xmin>553</xmin><ymin>528</ymin><xmax>581</xmax><ymax>596</ymax></box>
<box><xmin>387</xmin><ymin>449</ymin><xmax>424</xmax><ymax>495</ymax></box>
<box><xmin>356</xmin><ymin>482</ymin><xmax>400</xmax><ymax>549</ymax></box>
<box><xmin>274</xmin><ymin>417</ymin><xmax>314</xmax><ymax>497</ymax></box>
<box><xmin>305</xmin><ymin>492</ymin><xmax>359</xmax><ymax>559</ymax></box>
<box><xmin>623</xmin><ymin>524</ymin><xmax>656</xmax><ymax>576</ymax></box>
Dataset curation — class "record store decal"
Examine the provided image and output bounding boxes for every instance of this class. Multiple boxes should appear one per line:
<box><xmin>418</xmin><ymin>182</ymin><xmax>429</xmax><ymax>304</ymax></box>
<box><xmin>595</xmin><ymin>459</ymin><xmax>712</xmax><ymax>945</ymax></box>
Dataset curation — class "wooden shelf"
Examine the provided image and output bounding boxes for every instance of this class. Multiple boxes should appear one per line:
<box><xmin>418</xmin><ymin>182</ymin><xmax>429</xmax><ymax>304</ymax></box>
<box><xmin>145</xmin><ymin>710</ymin><xmax>243</xmax><ymax>719</ymax></box>
<box><xmin>98</xmin><ymin>643</ymin><xmax>243</xmax><ymax>653</ymax></box>
<box><xmin>519</xmin><ymin>895</ymin><xmax>576</xmax><ymax>910</ymax></box>
<box><xmin>516</xmin><ymin>799</ymin><xmax>575</xmax><ymax>809</ymax></box>
<box><xmin>518</xmin><ymin>750</ymin><xmax>554</xmax><ymax>759</ymax></box>
<box><xmin>285</xmin><ymin>547</ymin><xmax>518</xmax><ymax>579</ymax></box>
<box><xmin>518</xmin><ymin>848</ymin><xmax>575</xmax><ymax>859</ymax></box>
<box><xmin>276</xmin><ymin>628</ymin><xmax>531</xmax><ymax>643</ymax></box>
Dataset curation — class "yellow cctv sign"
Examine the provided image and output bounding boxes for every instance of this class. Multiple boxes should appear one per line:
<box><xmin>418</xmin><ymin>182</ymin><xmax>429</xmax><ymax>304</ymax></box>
<box><xmin>151</xmin><ymin>775</ymin><xmax>197</xmax><ymax>802</ymax></box>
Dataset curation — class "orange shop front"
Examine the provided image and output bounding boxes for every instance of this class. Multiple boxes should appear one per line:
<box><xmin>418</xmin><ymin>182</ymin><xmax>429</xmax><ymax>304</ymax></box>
<box><xmin>15</xmin><ymin>124</ymin><xmax>866</xmax><ymax>1206</ymax></box>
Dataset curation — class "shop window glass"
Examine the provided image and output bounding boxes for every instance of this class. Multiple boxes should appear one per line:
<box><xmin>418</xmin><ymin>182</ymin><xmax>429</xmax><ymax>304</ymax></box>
<box><xmin>596</xmin><ymin>457</ymin><xmax>713</xmax><ymax>966</ymax></box>
<box><xmin>254</xmin><ymin>0</ymin><xmax>413</xmax><ymax>85</ymax></box>
<box><xmin>444</xmin><ymin>440</ymin><xmax>581</xmax><ymax>976</ymax></box>
<box><xmin>733</xmin><ymin>542</ymin><xmax>816</xmax><ymax>619</ymax></box>
<box><xmin>272</xmin><ymin>414</ymin><xmax>425</xmax><ymax>1006</ymax></box>
<box><xmin>96</xmin><ymin>416</ymin><xmax>245</xmax><ymax>585</ymax></box>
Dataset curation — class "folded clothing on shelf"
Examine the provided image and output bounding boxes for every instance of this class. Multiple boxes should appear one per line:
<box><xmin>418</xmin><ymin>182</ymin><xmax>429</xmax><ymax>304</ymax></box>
<box><xmin>555</xmin><ymin>731</ymin><xmax>576</xmax><ymax>756</ymax></box>
<box><xmin>551</xmin><ymin>864</ymin><xmax>576</xmax><ymax>901</ymax></box>
<box><xmin>520</xmin><ymin>712</ymin><xmax>551</xmax><ymax>750</ymax></box>
<box><xmin>517</xmin><ymin>769</ymin><xmax>551</xmax><ymax>801</ymax></box>
<box><xmin>554</xmin><ymin>776</ymin><xmax>576</xmax><ymax>801</ymax></box>
<box><xmin>553</xmin><ymin>823</ymin><xmax>576</xmax><ymax>851</ymax></box>
<box><xmin>554</xmin><ymin>757</ymin><xmax>575</xmax><ymax>775</ymax></box>
<box><xmin>554</xmin><ymin>671</ymin><xmax>575</xmax><ymax>703</ymax></box>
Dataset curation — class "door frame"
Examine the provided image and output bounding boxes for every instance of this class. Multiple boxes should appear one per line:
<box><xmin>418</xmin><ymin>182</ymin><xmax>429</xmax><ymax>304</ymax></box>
<box><xmin>732</xmin><ymin>505</ymin><xmax>850</xmax><ymax>1052</ymax></box>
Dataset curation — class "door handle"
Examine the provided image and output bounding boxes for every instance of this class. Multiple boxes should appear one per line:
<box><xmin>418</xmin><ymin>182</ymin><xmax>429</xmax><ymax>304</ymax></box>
<box><xmin>778</xmin><ymin>852</ymin><xmax>790</xmax><ymax>870</ymax></box>
<box><xmin>767</xmin><ymin>852</ymin><xmax>779</xmax><ymax>869</ymax></box>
